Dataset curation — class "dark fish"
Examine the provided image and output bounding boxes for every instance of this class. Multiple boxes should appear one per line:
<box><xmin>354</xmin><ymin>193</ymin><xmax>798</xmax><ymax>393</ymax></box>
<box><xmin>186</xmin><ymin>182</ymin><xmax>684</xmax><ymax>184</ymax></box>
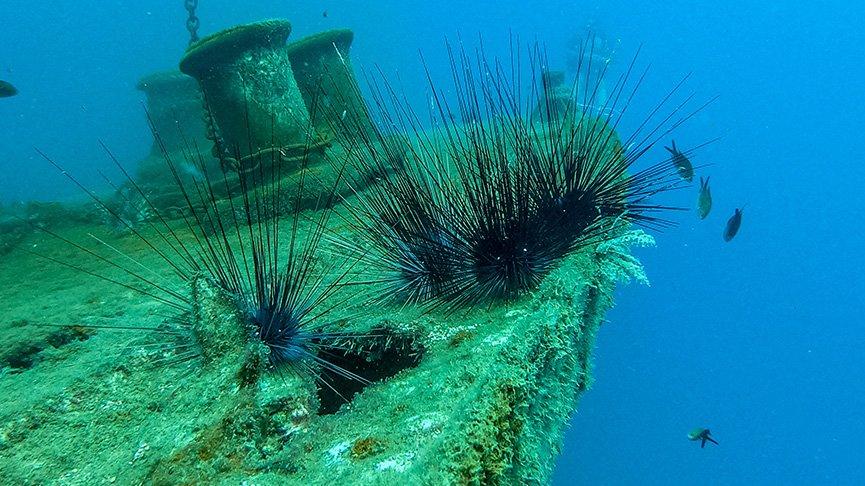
<box><xmin>697</xmin><ymin>176</ymin><xmax>712</xmax><ymax>219</ymax></box>
<box><xmin>665</xmin><ymin>140</ymin><xmax>694</xmax><ymax>182</ymax></box>
<box><xmin>322</xmin><ymin>10</ymin><xmax>328</xmax><ymax>18</ymax></box>
<box><xmin>688</xmin><ymin>428</ymin><xmax>719</xmax><ymax>448</ymax></box>
<box><xmin>724</xmin><ymin>207</ymin><xmax>743</xmax><ymax>242</ymax></box>
<box><xmin>0</xmin><ymin>80</ymin><xmax>18</xmax><ymax>98</ymax></box>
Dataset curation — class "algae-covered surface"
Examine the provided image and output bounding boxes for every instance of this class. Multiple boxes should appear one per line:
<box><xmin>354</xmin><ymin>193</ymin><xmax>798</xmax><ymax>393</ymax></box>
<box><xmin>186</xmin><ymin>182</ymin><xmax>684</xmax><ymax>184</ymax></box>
<box><xmin>0</xmin><ymin>164</ymin><xmax>651</xmax><ymax>485</ymax></box>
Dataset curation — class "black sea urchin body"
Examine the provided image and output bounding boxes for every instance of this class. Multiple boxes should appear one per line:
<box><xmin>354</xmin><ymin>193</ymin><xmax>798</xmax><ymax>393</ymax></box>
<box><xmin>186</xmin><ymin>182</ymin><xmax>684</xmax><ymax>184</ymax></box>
<box><xmin>188</xmin><ymin>141</ymin><xmax>365</xmax><ymax>381</ymax></box>
<box><xmin>249</xmin><ymin>297</ymin><xmax>314</xmax><ymax>369</ymax></box>
<box><xmin>335</xmin><ymin>39</ymin><xmax>711</xmax><ymax>312</ymax></box>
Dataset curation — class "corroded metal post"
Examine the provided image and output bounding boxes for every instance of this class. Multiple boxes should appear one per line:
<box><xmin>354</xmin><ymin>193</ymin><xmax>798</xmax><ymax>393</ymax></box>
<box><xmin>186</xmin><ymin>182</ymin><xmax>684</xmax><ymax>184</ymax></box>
<box><xmin>135</xmin><ymin>71</ymin><xmax>209</xmax><ymax>158</ymax></box>
<box><xmin>179</xmin><ymin>19</ymin><xmax>322</xmax><ymax>168</ymax></box>
<box><xmin>287</xmin><ymin>29</ymin><xmax>377</xmax><ymax>141</ymax></box>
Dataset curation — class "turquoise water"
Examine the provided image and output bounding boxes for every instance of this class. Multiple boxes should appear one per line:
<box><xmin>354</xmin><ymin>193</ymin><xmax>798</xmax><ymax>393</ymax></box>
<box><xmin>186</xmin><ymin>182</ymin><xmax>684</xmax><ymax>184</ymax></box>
<box><xmin>2</xmin><ymin>1</ymin><xmax>863</xmax><ymax>484</ymax></box>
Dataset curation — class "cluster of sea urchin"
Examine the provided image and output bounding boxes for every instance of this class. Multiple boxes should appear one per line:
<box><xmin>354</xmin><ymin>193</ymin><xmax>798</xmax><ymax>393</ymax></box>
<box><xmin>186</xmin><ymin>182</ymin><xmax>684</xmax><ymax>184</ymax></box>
<box><xmin>334</xmin><ymin>40</ymin><xmax>711</xmax><ymax>312</ymax></box>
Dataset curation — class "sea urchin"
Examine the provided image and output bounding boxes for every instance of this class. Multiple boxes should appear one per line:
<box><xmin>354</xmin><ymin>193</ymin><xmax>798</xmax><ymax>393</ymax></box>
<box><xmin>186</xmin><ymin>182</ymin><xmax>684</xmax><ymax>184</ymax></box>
<box><xmin>333</xmin><ymin>38</ymin><xmax>712</xmax><ymax>312</ymax></box>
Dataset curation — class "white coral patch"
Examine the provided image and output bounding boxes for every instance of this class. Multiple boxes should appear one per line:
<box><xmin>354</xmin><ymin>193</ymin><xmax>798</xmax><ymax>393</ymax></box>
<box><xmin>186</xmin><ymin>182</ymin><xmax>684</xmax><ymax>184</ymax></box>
<box><xmin>483</xmin><ymin>333</ymin><xmax>509</xmax><ymax>346</ymax></box>
<box><xmin>376</xmin><ymin>452</ymin><xmax>415</xmax><ymax>472</ymax></box>
<box><xmin>327</xmin><ymin>441</ymin><xmax>350</xmax><ymax>462</ymax></box>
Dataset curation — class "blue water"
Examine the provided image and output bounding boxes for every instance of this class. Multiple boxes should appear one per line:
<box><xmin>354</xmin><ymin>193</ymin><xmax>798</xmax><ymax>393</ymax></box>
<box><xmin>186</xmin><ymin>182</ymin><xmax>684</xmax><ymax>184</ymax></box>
<box><xmin>2</xmin><ymin>1</ymin><xmax>863</xmax><ymax>484</ymax></box>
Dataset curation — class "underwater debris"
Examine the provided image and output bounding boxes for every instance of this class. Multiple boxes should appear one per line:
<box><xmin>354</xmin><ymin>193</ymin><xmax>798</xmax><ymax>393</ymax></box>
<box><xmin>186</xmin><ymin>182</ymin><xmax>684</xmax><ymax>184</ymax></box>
<box><xmin>724</xmin><ymin>207</ymin><xmax>744</xmax><ymax>241</ymax></box>
<box><xmin>133</xmin><ymin>70</ymin><xmax>219</xmax><ymax>209</ymax></box>
<box><xmin>179</xmin><ymin>19</ymin><xmax>316</xmax><ymax>163</ymax></box>
<box><xmin>135</xmin><ymin>71</ymin><xmax>210</xmax><ymax>162</ymax></box>
<box><xmin>565</xmin><ymin>28</ymin><xmax>619</xmax><ymax>109</ymax></box>
<box><xmin>697</xmin><ymin>176</ymin><xmax>712</xmax><ymax>219</ymax></box>
<box><xmin>532</xmin><ymin>69</ymin><xmax>570</xmax><ymax>120</ymax></box>
<box><xmin>332</xmin><ymin>38</ymin><xmax>712</xmax><ymax>312</ymax></box>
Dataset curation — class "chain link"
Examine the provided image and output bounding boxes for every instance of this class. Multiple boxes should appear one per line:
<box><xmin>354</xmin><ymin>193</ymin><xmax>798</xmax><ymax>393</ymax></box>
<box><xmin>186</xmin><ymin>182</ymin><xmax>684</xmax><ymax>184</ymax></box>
<box><xmin>185</xmin><ymin>0</ymin><xmax>200</xmax><ymax>45</ymax></box>
<box><xmin>184</xmin><ymin>0</ymin><xmax>220</xmax><ymax>160</ymax></box>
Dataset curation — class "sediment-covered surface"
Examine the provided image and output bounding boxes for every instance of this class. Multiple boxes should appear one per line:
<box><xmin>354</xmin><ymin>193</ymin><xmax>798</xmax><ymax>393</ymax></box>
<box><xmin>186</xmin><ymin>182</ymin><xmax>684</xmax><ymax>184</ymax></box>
<box><xmin>0</xmin><ymin>190</ymin><xmax>650</xmax><ymax>485</ymax></box>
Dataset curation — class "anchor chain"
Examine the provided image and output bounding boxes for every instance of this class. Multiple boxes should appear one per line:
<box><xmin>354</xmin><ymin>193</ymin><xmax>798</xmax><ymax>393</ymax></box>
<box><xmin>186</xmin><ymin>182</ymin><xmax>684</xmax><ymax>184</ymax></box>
<box><xmin>202</xmin><ymin>101</ymin><xmax>230</xmax><ymax>164</ymax></box>
<box><xmin>184</xmin><ymin>0</ymin><xmax>200</xmax><ymax>45</ymax></box>
<box><xmin>181</xmin><ymin>1</ymin><xmax>228</xmax><ymax>167</ymax></box>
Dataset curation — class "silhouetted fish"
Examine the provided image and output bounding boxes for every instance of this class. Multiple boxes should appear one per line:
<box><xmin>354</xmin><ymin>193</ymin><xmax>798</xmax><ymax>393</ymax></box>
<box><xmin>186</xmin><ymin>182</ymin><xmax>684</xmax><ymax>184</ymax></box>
<box><xmin>688</xmin><ymin>428</ymin><xmax>719</xmax><ymax>448</ymax></box>
<box><xmin>665</xmin><ymin>140</ymin><xmax>694</xmax><ymax>182</ymax></box>
<box><xmin>697</xmin><ymin>176</ymin><xmax>712</xmax><ymax>219</ymax></box>
<box><xmin>724</xmin><ymin>207</ymin><xmax>743</xmax><ymax>242</ymax></box>
<box><xmin>0</xmin><ymin>80</ymin><xmax>18</xmax><ymax>98</ymax></box>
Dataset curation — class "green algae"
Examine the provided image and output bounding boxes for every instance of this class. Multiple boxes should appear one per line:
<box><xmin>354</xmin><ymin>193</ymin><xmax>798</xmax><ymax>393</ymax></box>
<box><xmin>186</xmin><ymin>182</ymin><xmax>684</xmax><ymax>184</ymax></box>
<box><xmin>0</xmin><ymin>89</ymin><xmax>653</xmax><ymax>485</ymax></box>
<box><xmin>0</xmin><ymin>187</ymin><xmax>650</xmax><ymax>484</ymax></box>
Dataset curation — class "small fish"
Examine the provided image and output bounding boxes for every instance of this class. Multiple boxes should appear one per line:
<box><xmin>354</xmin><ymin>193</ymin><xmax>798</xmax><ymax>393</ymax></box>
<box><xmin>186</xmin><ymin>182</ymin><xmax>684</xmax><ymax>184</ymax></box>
<box><xmin>322</xmin><ymin>10</ymin><xmax>328</xmax><ymax>18</ymax></box>
<box><xmin>0</xmin><ymin>80</ymin><xmax>18</xmax><ymax>98</ymax></box>
<box><xmin>723</xmin><ymin>207</ymin><xmax>743</xmax><ymax>242</ymax></box>
<box><xmin>665</xmin><ymin>140</ymin><xmax>694</xmax><ymax>182</ymax></box>
<box><xmin>697</xmin><ymin>176</ymin><xmax>712</xmax><ymax>219</ymax></box>
<box><xmin>688</xmin><ymin>428</ymin><xmax>719</xmax><ymax>448</ymax></box>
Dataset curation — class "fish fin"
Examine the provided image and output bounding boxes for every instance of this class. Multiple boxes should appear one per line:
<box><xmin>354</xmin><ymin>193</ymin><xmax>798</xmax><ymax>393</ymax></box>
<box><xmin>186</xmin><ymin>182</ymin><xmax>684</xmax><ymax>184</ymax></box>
<box><xmin>708</xmin><ymin>436</ymin><xmax>719</xmax><ymax>445</ymax></box>
<box><xmin>701</xmin><ymin>438</ymin><xmax>707</xmax><ymax>448</ymax></box>
<box><xmin>664</xmin><ymin>145</ymin><xmax>676</xmax><ymax>155</ymax></box>
<box><xmin>671</xmin><ymin>140</ymin><xmax>678</xmax><ymax>151</ymax></box>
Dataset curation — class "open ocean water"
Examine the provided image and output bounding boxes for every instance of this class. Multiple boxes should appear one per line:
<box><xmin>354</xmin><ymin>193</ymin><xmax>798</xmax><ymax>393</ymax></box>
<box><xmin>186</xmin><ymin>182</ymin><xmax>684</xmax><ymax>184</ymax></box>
<box><xmin>1</xmin><ymin>1</ymin><xmax>863</xmax><ymax>484</ymax></box>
